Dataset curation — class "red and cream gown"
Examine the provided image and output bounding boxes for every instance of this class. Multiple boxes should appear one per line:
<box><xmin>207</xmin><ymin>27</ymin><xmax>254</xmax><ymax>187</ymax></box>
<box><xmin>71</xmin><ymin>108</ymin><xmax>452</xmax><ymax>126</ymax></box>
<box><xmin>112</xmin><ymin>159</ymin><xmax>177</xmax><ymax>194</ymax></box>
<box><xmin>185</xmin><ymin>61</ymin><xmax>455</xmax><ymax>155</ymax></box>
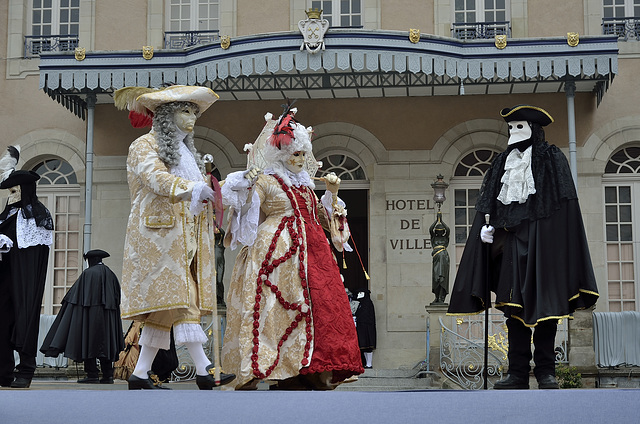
<box><xmin>221</xmin><ymin>169</ymin><xmax>363</xmax><ymax>389</ymax></box>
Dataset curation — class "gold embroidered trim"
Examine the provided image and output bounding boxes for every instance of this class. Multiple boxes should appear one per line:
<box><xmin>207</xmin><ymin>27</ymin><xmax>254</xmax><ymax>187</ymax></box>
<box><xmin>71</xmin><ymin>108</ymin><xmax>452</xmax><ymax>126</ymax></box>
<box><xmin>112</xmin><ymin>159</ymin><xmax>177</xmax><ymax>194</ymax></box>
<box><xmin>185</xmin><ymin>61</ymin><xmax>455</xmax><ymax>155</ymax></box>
<box><xmin>144</xmin><ymin>215</ymin><xmax>175</xmax><ymax>228</ymax></box>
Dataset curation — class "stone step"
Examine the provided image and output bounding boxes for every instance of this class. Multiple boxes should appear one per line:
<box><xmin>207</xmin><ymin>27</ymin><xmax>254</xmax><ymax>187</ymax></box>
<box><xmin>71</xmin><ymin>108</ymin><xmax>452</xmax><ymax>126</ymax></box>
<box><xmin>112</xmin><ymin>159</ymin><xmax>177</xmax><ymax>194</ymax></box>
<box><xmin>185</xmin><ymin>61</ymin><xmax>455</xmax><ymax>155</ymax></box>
<box><xmin>335</xmin><ymin>368</ymin><xmax>441</xmax><ymax>391</ymax></box>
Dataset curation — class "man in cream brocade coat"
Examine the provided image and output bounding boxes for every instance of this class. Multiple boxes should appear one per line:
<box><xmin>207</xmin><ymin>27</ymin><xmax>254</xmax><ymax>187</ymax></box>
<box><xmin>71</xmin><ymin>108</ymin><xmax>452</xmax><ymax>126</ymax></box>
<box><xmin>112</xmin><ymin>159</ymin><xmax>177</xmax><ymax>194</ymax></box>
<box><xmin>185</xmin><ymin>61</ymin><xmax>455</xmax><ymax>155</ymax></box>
<box><xmin>117</xmin><ymin>85</ymin><xmax>234</xmax><ymax>390</ymax></box>
<box><xmin>122</xmin><ymin>132</ymin><xmax>214</xmax><ymax>319</ymax></box>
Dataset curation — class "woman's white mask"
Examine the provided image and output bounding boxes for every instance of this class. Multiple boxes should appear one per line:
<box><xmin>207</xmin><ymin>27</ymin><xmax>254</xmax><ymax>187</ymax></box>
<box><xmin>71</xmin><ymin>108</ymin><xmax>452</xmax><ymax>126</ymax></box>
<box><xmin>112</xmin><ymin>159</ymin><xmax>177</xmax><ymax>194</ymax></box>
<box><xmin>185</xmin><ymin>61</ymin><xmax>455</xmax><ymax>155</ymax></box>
<box><xmin>285</xmin><ymin>151</ymin><xmax>306</xmax><ymax>174</ymax></box>
<box><xmin>7</xmin><ymin>185</ymin><xmax>21</xmax><ymax>205</ymax></box>
<box><xmin>507</xmin><ymin>120</ymin><xmax>532</xmax><ymax>145</ymax></box>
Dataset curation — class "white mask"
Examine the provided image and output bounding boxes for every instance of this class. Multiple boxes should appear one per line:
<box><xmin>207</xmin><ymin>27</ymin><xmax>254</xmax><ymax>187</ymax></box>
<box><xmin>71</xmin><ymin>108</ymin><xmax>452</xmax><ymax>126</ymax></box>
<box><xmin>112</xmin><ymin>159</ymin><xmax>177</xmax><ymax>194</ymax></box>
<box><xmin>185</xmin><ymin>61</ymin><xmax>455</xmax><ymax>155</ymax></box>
<box><xmin>174</xmin><ymin>104</ymin><xmax>198</xmax><ymax>133</ymax></box>
<box><xmin>7</xmin><ymin>185</ymin><xmax>21</xmax><ymax>205</ymax></box>
<box><xmin>284</xmin><ymin>151</ymin><xmax>306</xmax><ymax>174</ymax></box>
<box><xmin>507</xmin><ymin>120</ymin><xmax>532</xmax><ymax>145</ymax></box>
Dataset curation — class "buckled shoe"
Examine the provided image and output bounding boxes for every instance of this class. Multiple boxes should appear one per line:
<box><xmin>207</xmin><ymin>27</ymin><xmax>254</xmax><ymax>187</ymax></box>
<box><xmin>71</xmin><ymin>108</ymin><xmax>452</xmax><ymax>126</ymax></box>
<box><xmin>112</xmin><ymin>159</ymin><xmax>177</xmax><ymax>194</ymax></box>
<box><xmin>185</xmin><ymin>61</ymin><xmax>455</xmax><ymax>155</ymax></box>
<box><xmin>128</xmin><ymin>371</ymin><xmax>170</xmax><ymax>390</ymax></box>
<box><xmin>195</xmin><ymin>364</ymin><xmax>236</xmax><ymax>390</ymax></box>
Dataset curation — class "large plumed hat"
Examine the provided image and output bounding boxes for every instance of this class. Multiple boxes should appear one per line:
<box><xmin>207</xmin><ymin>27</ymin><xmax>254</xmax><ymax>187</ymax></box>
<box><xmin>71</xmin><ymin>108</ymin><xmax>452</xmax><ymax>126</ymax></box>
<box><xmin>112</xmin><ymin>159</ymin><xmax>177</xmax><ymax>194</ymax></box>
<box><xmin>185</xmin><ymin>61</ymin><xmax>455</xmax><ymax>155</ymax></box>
<box><xmin>0</xmin><ymin>170</ymin><xmax>39</xmax><ymax>189</ymax></box>
<box><xmin>136</xmin><ymin>85</ymin><xmax>219</xmax><ymax>115</ymax></box>
<box><xmin>114</xmin><ymin>85</ymin><xmax>219</xmax><ymax>128</ymax></box>
<box><xmin>500</xmin><ymin>105</ymin><xmax>554</xmax><ymax>126</ymax></box>
<box><xmin>263</xmin><ymin>101</ymin><xmax>313</xmax><ymax>165</ymax></box>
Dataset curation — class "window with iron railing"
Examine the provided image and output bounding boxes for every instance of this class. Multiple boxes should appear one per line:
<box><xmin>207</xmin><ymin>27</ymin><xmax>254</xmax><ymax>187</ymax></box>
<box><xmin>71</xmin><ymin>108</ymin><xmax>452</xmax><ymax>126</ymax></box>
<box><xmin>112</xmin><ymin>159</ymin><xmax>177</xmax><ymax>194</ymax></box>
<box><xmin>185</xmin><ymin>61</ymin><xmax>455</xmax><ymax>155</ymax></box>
<box><xmin>602</xmin><ymin>0</ymin><xmax>640</xmax><ymax>40</ymax></box>
<box><xmin>451</xmin><ymin>0</ymin><xmax>510</xmax><ymax>40</ymax></box>
<box><xmin>165</xmin><ymin>0</ymin><xmax>220</xmax><ymax>48</ymax></box>
<box><xmin>25</xmin><ymin>0</ymin><xmax>79</xmax><ymax>57</ymax></box>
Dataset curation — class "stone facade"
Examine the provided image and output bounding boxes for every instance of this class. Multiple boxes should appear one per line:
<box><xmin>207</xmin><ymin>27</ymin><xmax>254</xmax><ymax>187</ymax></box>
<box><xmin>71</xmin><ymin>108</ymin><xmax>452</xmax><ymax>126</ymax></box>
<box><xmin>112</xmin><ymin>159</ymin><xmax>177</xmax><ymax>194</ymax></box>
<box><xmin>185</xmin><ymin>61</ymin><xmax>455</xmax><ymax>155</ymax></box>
<box><xmin>2</xmin><ymin>1</ymin><xmax>638</xmax><ymax>374</ymax></box>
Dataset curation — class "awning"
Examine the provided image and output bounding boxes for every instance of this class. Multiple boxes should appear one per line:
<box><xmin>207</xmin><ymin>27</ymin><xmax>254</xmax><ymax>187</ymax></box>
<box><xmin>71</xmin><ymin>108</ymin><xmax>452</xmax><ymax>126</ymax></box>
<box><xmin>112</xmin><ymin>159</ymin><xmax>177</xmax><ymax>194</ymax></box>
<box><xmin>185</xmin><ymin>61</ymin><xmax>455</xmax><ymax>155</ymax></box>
<box><xmin>38</xmin><ymin>29</ymin><xmax>618</xmax><ymax>117</ymax></box>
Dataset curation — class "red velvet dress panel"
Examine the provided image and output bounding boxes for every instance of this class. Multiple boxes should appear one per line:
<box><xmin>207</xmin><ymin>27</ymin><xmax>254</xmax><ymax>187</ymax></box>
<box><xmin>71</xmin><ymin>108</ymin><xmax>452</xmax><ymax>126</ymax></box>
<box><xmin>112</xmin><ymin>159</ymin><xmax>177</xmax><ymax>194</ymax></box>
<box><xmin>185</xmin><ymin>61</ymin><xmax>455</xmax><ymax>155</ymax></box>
<box><xmin>292</xmin><ymin>188</ymin><xmax>364</xmax><ymax>380</ymax></box>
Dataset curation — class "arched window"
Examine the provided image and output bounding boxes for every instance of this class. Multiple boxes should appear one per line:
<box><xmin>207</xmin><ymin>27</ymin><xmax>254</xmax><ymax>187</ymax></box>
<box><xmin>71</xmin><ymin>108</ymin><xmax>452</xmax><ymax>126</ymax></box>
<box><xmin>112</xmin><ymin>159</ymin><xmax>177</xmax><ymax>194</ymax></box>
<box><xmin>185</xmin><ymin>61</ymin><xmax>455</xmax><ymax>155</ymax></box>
<box><xmin>316</xmin><ymin>153</ymin><xmax>367</xmax><ymax>181</ymax></box>
<box><xmin>603</xmin><ymin>146</ymin><xmax>640</xmax><ymax>312</ymax></box>
<box><xmin>32</xmin><ymin>158</ymin><xmax>81</xmax><ymax>315</ymax></box>
<box><xmin>33</xmin><ymin>159</ymin><xmax>78</xmax><ymax>185</ymax></box>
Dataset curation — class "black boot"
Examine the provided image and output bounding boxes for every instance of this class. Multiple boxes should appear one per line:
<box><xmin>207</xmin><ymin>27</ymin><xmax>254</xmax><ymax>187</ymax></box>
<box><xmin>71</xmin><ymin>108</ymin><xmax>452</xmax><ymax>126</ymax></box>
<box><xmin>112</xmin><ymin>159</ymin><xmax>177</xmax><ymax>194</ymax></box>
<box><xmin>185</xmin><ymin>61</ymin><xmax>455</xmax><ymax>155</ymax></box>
<box><xmin>494</xmin><ymin>373</ymin><xmax>529</xmax><ymax>390</ymax></box>
<box><xmin>537</xmin><ymin>374</ymin><xmax>559</xmax><ymax>389</ymax></box>
<box><xmin>10</xmin><ymin>377</ymin><xmax>32</xmax><ymax>389</ymax></box>
<box><xmin>195</xmin><ymin>364</ymin><xmax>236</xmax><ymax>390</ymax></box>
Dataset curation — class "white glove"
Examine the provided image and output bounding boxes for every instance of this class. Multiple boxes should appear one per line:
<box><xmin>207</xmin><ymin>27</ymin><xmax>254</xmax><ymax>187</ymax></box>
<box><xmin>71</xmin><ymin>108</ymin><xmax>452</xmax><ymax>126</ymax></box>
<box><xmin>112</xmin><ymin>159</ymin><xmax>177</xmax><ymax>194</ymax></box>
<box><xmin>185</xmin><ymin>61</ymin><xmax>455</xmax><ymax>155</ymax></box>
<box><xmin>244</xmin><ymin>166</ymin><xmax>261</xmax><ymax>183</ymax></box>
<box><xmin>0</xmin><ymin>234</ymin><xmax>13</xmax><ymax>253</ymax></box>
<box><xmin>480</xmin><ymin>225</ymin><xmax>495</xmax><ymax>244</ymax></box>
<box><xmin>199</xmin><ymin>184</ymin><xmax>215</xmax><ymax>203</ymax></box>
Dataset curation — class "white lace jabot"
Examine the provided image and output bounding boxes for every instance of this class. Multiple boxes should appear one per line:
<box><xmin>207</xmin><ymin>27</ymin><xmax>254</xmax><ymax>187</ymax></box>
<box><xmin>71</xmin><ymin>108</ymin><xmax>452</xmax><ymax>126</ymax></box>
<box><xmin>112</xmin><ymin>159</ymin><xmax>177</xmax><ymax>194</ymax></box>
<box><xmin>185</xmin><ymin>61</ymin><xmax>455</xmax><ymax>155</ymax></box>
<box><xmin>497</xmin><ymin>145</ymin><xmax>536</xmax><ymax>205</ymax></box>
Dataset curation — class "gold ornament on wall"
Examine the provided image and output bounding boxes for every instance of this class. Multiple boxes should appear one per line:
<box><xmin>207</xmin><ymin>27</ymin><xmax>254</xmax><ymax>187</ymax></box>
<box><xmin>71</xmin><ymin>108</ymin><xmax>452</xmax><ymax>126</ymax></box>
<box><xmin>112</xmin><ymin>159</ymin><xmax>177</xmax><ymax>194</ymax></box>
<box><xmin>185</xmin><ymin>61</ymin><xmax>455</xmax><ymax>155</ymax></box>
<box><xmin>74</xmin><ymin>47</ymin><xmax>85</xmax><ymax>61</ymax></box>
<box><xmin>142</xmin><ymin>46</ymin><xmax>154</xmax><ymax>60</ymax></box>
<box><xmin>306</xmin><ymin>8</ymin><xmax>322</xmax><ymax>19</ymax></box>
<box><xmin>495</xmin><ymin>35</ymin><xmax>507</xmax><ymax>50</ymax></box>
<box><xmin>567</xmin><ymin>32</ymin><xmax>579</xmax><ymax>47</ymax></box>
<box><xmin>221</xmin><ymin>35</ymin><xmax>231</xmax><ymax>50</ymax></box>
<box><xmin>409</xmin><ymin>29</ymin><xmax>420</xmax><ymax>44</ymax></box>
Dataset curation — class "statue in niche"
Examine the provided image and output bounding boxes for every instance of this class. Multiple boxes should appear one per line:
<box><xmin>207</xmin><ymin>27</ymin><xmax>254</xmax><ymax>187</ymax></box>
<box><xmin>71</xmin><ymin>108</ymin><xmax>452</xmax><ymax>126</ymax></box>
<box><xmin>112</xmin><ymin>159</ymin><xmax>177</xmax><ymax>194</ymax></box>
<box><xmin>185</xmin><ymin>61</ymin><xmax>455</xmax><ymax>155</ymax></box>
<box><xmin>430</xmin><ymin>210</ymin><xmax>450</xmax><ymax>304</ymax></box>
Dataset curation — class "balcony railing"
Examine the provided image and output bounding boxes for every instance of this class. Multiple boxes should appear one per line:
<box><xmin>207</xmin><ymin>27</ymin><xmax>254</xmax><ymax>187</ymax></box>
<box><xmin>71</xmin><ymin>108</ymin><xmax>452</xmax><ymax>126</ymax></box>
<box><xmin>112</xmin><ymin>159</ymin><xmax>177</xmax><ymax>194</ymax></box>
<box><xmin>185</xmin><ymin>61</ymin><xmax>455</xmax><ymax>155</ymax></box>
<box><xmin>24</xmin><ymin>34</ymin><xmax>79</xmax><ymax>58</ymax></box>
<box><xmin>164</xmin><ymin>30</ymin><xmax>220</xmax><ymax>49</ymax></box>
<box><xmin>451</xmin><ymin>21</ymin><xmax>511</xmax><ymax>40</ymax></box>
<box><xmin>602</xmin><ymin>17</ymin><xmax>640</xmax><ymax>41</ymax></box>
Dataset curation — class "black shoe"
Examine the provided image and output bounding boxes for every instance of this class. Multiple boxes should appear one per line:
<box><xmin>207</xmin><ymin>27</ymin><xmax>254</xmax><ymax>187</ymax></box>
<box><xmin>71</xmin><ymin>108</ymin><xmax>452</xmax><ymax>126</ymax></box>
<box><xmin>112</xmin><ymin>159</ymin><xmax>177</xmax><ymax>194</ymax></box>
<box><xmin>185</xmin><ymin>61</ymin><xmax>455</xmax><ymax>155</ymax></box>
<box><xmin>10</xmin><ymin>377</ymin><xmax>32</xmax><ymax>389</ymax></box>
<box><xmin>77</xmin><ymin>377</ymin><xmax>100</xmax><ymax>384</ymax></box>
<box><xmin>493</xmin><ymin>374</ymin><xmax>529</xmax><ymax>390</ymax></box>
<box><xmin>537</xmin><ymin>374</ymin><xmax>559</xmax><ymax>389</ymax></box>
<box><xmin>100</xmin><ymin>377</ymin><xmax>114</xmax><ymax>384</ymax></box>
<box><xmin>128</xmin><ymin>371</ymin><xmax>171</xmax><ymax>390</ymax></box>
<box><xmin>0</xmin><ymin>377</ymin><xmax>13</xmax><ymax>387</ymax></box>
<box><xmin>195</xmin><ymin>364</ymin><xmax>236</xmax><ymax>390</ymax></box>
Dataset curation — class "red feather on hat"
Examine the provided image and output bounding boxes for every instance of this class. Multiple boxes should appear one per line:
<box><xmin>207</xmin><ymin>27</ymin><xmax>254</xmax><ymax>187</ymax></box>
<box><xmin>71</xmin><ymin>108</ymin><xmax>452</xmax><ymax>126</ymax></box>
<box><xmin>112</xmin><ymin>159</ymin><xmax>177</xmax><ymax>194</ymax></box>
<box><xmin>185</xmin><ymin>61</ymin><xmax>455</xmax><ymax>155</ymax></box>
<box><xmin>128</xmin><ymin>110</ymin><xmax>154</xmax><ymax>128</ymax></box>
<box><xmin>269</xmin><ymin>113</ymin><xmax>295</xmax><ymax>149</ymax></box>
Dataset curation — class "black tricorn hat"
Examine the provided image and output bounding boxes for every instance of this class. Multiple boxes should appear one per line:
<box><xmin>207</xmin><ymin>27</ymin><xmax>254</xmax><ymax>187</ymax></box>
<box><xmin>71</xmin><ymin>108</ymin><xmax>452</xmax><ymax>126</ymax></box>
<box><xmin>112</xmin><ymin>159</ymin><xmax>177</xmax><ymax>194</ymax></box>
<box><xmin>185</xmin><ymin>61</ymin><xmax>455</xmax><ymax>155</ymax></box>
<box><xmin>0</xmin><ymin>170</ymin><xmax>40</xmax><ymax>189</ymax></box>
<box><xmin>83</xmin><ymin>249</ymin><xmax>110</xmax><ymax>260</ymax></box>
<box><xmin>500</xmin><ymin>105</ymin><xmax>554</xmax><ymax>126</ymax></box>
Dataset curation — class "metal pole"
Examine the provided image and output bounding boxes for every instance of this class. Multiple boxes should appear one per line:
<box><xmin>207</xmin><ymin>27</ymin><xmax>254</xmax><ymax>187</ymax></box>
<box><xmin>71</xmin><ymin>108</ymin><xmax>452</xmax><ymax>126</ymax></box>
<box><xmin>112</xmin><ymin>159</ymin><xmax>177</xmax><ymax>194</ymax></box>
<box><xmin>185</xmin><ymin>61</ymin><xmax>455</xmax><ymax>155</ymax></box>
<box><xmin>565</xmin><ymin>81</ymin><xmax>578</xmax><ymax>185</ymax></box>
<box><xmin>83</xmin><ymin>93</ymin><xmax>96</xmax><ymax>262</ymax></box>
<box><xmin>483</xmin><ymin>214</ymin><xmax>490</xmax><ymax>390</ymax></box>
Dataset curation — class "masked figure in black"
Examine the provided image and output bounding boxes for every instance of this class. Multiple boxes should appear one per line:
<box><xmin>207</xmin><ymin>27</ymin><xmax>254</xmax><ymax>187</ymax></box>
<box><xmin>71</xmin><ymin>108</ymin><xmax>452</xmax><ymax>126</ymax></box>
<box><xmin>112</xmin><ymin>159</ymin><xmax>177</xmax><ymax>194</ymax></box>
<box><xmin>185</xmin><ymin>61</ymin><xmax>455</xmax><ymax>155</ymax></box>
<box><xmin>448</xmin><ymin>106</ymin><xmax>599</xmax><ymax>389</ymax></box>
<box><xmin>0</xmin><ymin>154</ymin><xmax>54</xmax><ymax>389</ymax></box>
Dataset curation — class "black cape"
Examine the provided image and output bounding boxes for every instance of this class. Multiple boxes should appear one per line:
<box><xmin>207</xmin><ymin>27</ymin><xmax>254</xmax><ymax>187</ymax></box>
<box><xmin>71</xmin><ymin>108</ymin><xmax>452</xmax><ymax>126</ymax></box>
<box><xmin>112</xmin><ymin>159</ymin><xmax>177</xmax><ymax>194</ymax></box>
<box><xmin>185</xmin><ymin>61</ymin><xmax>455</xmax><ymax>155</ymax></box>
<box><xmin>448</xmin><ymin>140</ymin><xmax>599</xmax><ymax>325</ymax></box>
<box><xmin>354</xmin><ymin>290</ymin><xmax>376</xmax><ymax>350</ymax></box>
<box><xmin>40</xmin><ymin>263</ymin><xmax>124</xmax><ymax>361</ymax></box>
<box><xmin>0</xmin><ymin>212</ymin><xmax>50</xmax><ymax>358</ymax></box>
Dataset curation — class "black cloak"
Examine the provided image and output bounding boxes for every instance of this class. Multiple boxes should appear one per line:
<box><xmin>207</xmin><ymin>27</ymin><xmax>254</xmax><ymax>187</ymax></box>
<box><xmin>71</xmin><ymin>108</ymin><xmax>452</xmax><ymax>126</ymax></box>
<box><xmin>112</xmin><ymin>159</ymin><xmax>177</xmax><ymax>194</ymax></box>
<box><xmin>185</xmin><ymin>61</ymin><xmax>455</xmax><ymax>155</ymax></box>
<box><xmin>0</xmin><ymin>213</ymin><xmax>50</xmax><ymax>357</ymax></box>
<box><xmin>40</xmin><ymin>263</ymin><xmax>125</xmax><ymax>362</ymax></box>
<box><xmin>447</xmin><ymin>138</ymin><xmax>599</xmax><ymax>326</ymax></box>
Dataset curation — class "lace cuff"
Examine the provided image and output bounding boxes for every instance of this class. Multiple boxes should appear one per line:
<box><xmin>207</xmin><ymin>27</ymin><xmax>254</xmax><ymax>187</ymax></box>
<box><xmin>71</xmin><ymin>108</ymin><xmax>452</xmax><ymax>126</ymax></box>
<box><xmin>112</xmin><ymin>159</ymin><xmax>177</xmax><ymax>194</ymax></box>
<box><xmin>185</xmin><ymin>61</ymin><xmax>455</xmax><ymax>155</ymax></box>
<box><xmin>320</xmin><ymin>190</ymin><xmax>346</xmax><ymax>216</ymax></box>
<box><xmin>222</xmin><ymin>171</ymin><xmax>260</xmax><ymax>250</ymax></box>
<box><xmin>139</xmin><ymin>325</ymin><xmax>171</xmax><ymax>350</ymax></box>
<box><xmin>320</xmin><ymin>191</ymin><xmax>352</xmax><ymax>252</ymax></box>
<box><xmin>190</xmin><ymin>181</ymin><xmax>208</xmax><ymax>216</ymax></box>
<box><xmin>174</xmin><ymin>323</ymin><xmax>208</xmax><ymax>345</ymax></box>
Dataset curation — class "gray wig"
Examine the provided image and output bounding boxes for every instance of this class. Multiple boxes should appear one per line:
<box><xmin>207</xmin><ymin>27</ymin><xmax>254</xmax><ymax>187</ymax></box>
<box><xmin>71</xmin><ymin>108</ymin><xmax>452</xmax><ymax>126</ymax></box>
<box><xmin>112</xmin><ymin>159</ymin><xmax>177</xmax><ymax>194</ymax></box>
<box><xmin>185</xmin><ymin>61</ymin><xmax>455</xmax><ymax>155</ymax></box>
<box><xmin>152</xmin><ymin>101</ymin><xmax>205</xmax><ymax>172</ymax></box>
